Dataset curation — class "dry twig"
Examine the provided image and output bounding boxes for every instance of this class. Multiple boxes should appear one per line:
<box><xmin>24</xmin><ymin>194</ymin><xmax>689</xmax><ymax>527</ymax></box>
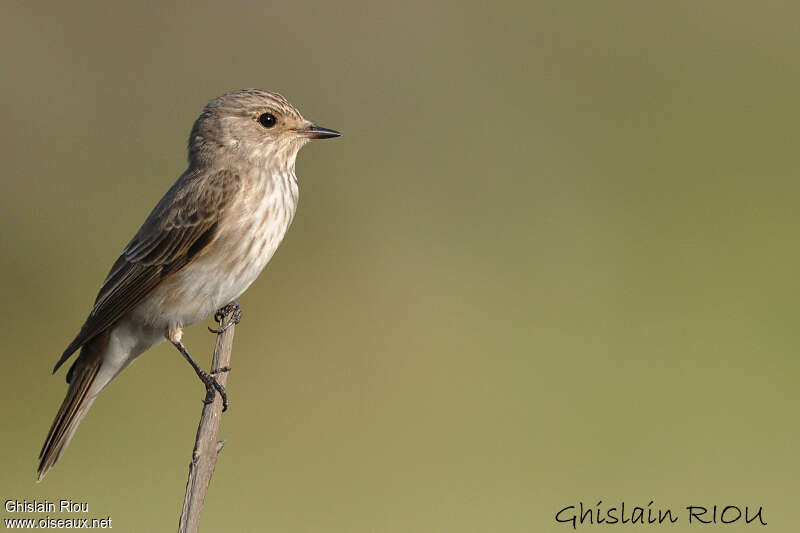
<box><xmin>177</xmin><ymin>306</ymin><xmax>237</xmax><ymax>533</ymax></box>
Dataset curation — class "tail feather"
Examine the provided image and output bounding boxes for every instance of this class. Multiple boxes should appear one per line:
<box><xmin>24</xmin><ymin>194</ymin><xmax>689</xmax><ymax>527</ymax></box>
<box><xmin>38</xmin><ymin>333</ymin><xmax>107</xmax><ymax>481</ymax></box>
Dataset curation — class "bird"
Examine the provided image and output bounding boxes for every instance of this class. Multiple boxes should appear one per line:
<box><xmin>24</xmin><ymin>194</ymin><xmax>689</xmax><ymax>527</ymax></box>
<box><xmin>37</xmin><ymin>89</ymin><xmax>340</xmax><ymax>481</ymax></box>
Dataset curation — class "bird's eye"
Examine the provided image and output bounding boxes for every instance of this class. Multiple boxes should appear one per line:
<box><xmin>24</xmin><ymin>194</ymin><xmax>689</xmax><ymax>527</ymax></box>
<box><xmin>258</xmin><ymin>113</ymin><xmax>276</xmax><ymax>128</ymax></box>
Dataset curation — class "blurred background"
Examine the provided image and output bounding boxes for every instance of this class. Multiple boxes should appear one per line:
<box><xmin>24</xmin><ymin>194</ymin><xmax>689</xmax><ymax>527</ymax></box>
<box><xmin>1</xmin><ymin>1</ymin><xmax>798</xmax><ymax>531</ymax></box>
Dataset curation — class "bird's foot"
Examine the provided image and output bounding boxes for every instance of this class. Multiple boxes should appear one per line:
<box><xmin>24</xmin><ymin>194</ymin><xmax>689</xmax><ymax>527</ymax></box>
<box><xmin>171</xmin><ymin>339</ymin><xmax>231</xmax><ymax>412</ymax></box>
<box><xmin>208</xmin><ymin>300</ymin><xmax>242</xmax><ymax>334</ymax></box>
<box><xmin>199</xmin><ymin>369</ymin><xmax>230</xmax><ymax>412</ymax></box>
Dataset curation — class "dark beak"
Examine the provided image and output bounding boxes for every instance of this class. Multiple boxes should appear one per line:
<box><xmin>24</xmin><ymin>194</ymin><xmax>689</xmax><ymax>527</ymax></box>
<box><xmin>302</xmin><ymin>124</ymin><xmax>342</xmax><ymax>139</ymax></box>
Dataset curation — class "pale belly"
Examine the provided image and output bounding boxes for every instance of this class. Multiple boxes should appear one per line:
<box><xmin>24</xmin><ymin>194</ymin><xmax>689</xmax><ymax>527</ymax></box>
<box><xmin>86</xmin><ymin>169</ymin><xmax>299</xmax><ymax>398</ymax></box>
<box><xmin>130</xmin><ymin>185</ymin><xmax>297</xmax><ymax>331</ymax></box>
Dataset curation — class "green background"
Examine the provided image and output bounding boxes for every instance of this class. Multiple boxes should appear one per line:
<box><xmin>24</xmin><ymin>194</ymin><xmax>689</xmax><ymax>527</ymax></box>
<box><xmin>1</xmin><ymin>1</ymin><xmax>798</xmax><ymax>531</ymax></box>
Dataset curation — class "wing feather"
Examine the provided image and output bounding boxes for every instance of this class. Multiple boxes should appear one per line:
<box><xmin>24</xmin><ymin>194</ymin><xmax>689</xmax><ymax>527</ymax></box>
<box><xmin>53</xmin><ymin>169</ymin><xmax>240</xmax><ymax>374</ymax></box>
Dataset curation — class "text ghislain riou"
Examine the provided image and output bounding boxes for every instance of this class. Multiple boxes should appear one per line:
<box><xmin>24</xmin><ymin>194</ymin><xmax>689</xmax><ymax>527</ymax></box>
<box><xmin>556</xmin><ymin>501</ymin><xmax>766</xmax><ymax>528</ymax></box>
<box><xmin>5</xmin><ymin>499</ymin><xmax>88</xmax><ymax>513</ymax></box>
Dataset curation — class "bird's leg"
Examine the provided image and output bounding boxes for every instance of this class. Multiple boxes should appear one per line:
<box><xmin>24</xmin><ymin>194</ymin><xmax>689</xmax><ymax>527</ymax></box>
<box><xmin>208</xmin><ymin>300</ymin><xmax>242</xmax><ymax>334</ymax></box>
<box><xmin>170</xmin><ymin>339</ymin><xmax>229</xmax><ymax>412</ymax></box>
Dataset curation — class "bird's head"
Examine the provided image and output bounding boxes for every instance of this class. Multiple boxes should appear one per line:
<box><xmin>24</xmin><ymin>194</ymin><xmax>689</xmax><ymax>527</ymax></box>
<box><xmin>188</xmin><ymin>88</ymin><xmax>340</xmax><ymax>168</ymax></box>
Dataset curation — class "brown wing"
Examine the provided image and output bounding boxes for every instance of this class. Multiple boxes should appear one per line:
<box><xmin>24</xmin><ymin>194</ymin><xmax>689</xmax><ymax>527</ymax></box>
<box><xmin>53</xmin><ymin>169</ymin><xmax>241</xmax><ymax>374</ymax></box>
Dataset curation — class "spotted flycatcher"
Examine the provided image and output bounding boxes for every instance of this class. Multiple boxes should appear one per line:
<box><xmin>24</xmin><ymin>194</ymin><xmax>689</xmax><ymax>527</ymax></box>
<box><xmin>38</xmin><ymin>89</ymin><xmax>340</xmax><ymax>480</ymax></box>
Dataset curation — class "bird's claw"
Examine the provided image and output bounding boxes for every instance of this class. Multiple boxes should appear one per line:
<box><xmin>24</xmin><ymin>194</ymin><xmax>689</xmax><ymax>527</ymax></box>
<box><xmin>208</xmin><ymin>301</ymin><xmax>242</xmax><ymax>334</ymax></box>
<box><xmin>199</xmin><ymin>369</ymin><xmax>229</xmax><ymax>411</ymax></box>
<box><xmin>211</xmin><ymin>365</ymin><xmax>231</xmax><ymax>375</ymax></box>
